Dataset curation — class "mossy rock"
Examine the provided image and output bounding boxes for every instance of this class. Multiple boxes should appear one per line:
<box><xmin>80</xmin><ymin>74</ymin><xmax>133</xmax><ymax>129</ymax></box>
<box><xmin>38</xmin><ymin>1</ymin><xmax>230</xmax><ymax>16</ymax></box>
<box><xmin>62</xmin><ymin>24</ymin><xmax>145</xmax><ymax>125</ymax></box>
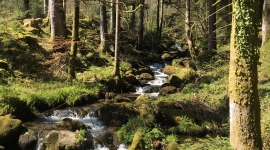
<box><xmin>105</xmin><ymin>77</ymin><xmax>135</xmax><ymax>93</ymax></box>
<box><xmin>97</xmin><ymin>104</ymin><xmax>138</xmax><ymax>126</ymax></box>
<box><xmin>162</xmin><ymin>65</ymin><xmax>178</xmax><ymax>75</ymax></box>
<box><xmin>167</xmin><ymin>141</ymin><xmax>179</xmax><ymax>150</ymax></box>
<box><xmin>56</xmin><ymin>118</ymin><xmax>87</xmax><ymax>131</ymax></box>
<box><xmin>137</xmin><ymin>105</ymin><xmax>155</xmax><ymax>123</ymax></box>
<box><xmin>0</xmin><ymin>60</ymin><xmax>9</xmax><ymax>70</ymax></box>
<box><xmin>18</xmin><ymin>128</ymin><xmax>37</xmax><ymax>150</ymax></box>
<box><xmin>162</xmin><ymin>108</ymin><xmax>196</xmax><ymax>124</ymax></box>
<box><xmin>122</xmin><ymin>75</ymin><xmax>140</xmax><ymax>85</ymax></box>
<box><xmin>134</xmin><ymin>94</ymin><xmax>152</xmax><ymax>107</ymax></box>
<box><xmin>137</xmin><ymin>67</ymin><xmax>154</xmax><ymax>76</ymax></box>
<box><xmin>181</xmin><ymin>58</ymin><xmax>197</xmax><ymax>70</ymax></box>
<box><xmin>0</xmin><ymin>116</ymin><xmax>22</xmax><ymax>145</ymax></box>
<box><xmin>113</xmin><ymin>95</ymin><xmax>132</xmax><ymax>103</ymax></box>
<box><xmin>41</xmin><ymin>130</ymin><xmax>86</xmax><ymax>150</ymax></box>
<box><xmin>168</xmin><ymin>75</ymin><xmax>183</xmax><ymax>87</ymax></box>
<box><xmin>155</xmin><ymin>100</ymin><xmax>178</xmax><ymax>108</ymax></box>
<box><xmin>175</xmin><ymin>68</ymin><xmax>197</xmax><ymax>82</ymax></box>
<box><xmin>128</xmin><ymin>128</ymin><xmax>146</xmax><ymax>150</ymax></box>
<box><xmin>172</xmin><ymin>59</ymin><xmax>185</xmax><ymax>67</ymax></box>
<box><xmin>0</xmin><ymin>146</ymin><xmax>4</xmax><ymax>150</ymax></box>
<box><xmin>159</xmin><ymin>83</ymin><xmax>177</xmax><ymax>96</ymax></box>
<box><xmin>136</xmin><ymin>73</ymin><xmax>154</xmax><ymax>84</ymax></box>
<box><xmin>161</xmin><ymin>52</ymin><xmax>174</xmax><ymax>61</ymax></box>
<box><xmin>168</xmin><ymin>116</ymin><xmax>206</xmax><ymax>136</ymax></box>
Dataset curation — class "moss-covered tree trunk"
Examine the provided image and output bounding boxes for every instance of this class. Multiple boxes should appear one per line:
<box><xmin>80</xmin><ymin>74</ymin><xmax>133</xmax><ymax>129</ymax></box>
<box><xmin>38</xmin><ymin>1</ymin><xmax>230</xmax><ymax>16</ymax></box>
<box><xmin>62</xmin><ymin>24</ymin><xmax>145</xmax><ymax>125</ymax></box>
<box><xmin>113</xmin><ymin>0</ymin><xmax>120</xmax><ymax>77</ymax></box>
<box><xmin>208</xmin><ymin>0</ymin><xmax>216</xmax><ymax>51</ymax></box>
<box><xmin>49</xmin><ymin>0</ymin><xmax>67</xmax><ymax>41</ymax></box>
<box><xmin>137</xmin><ymin>0</ymin><xmax>144</xmax><ymax>50</ymax></box>
<box><xmin>262</xmin><ymin>0</ymin><xmax>270</xmax><ymax>46</ymax></box>
<box><xmin>99</xmin><ymin>0</ymin><xmax>107</xmax><ymax>53</ymax></box>
<box><xmin>68</xmin><ymin>0</ymin><xmax>80</xmax><ymax>79</ymax></box>
<box><xmin>185</xmin><ymin>0</ymin><xmax>196</xmax><ymax>63</ymax></box>
<box><xmin>229</xmin><ymin>0</ymin><xmax>262</xmax><ymax>149</ymax></box>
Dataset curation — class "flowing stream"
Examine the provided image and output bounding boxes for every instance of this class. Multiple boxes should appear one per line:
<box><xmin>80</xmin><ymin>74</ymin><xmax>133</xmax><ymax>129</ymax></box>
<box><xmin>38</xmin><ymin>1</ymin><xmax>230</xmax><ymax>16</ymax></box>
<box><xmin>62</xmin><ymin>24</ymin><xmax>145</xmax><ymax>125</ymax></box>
<box><xmin>23</xmin><ymin>62</ymin><xmax>170</xmax><ymax>150</ymax></box>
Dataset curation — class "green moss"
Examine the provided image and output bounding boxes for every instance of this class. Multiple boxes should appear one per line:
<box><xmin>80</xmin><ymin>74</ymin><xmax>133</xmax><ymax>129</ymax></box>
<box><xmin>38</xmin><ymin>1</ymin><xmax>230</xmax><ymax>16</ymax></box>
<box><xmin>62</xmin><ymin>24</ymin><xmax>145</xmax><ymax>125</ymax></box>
<box><xmin>167</xmin><ymin>141</ymin><xmax>179</xmax><ymax>150</ymax></box>
<box><xmin>128</xmin><ymin>128</ymin><xmax>145</xmax><ymax>150</ymax></box>
<box><xmin>45</xmin><ymin>131</ymin><xmax>59</xmax><ymax>143</ymax></box>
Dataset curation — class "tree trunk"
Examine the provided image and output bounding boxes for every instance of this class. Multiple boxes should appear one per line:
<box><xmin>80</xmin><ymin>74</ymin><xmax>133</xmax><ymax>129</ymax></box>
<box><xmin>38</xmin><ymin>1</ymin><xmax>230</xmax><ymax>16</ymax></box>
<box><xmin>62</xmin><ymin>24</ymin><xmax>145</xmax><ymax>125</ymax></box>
<box><xmin>100</xmin><ymin>0</ymin><xmax>107</xmax><ymax>53</ymax></box>
<box><xmin>110</xmin><ymin>0</ymin><xmax>116</xmax><ymax>34</ymax></box>
<box><xmin>44</xmin><ymin>0</ymin><xmax>48</xmax><ymax>15</ymax></box>
<box><xmin>49</xmin><ymin>0</ymin><xmax>67</xmax><ymax>41</ymax></box>
<box><xmin>137</xmin><ymin>0</ymin><xmax>144</xmax><ymax>50</ymax></box>
<box><xmin>68</xmin><ymin>0</ymin><xmax>80</xmax><ymax>79</ymax></box>
<box><xmin>208</xmin><ymin>0</ymin><xmax>216</xmax><ymax>51</ymax></box>
<box><xmin>158</xmin><ymin>0</ymin><xmax>163</xmax><ymax>40</ymax></box>
<box><xmin>262</xmin><ymin>0</ymin><xmax>270</xmax><ymax>46</ymax></box>
<box><xmin>113</xmin><ymin>0</ymin><xmax>120</xmax><ymax>77</ymax></box>
<box><xmin>156</xmin><ymin>0</ymin><xmax>160</xmax><ymax>38</ymax></box>
<box><xmin>185</xmin><ymin>0</ymin><xmax>196</xmax><ymax>63</ymax></box>
<box><xmin>229</xmin><ymin>0</ymin><xmax>262</xmax><ymax>149</ymax></box>
<box><xmin>23</xmin><ymin>0</ymin><xmax>30</xmax><ymax>18</ymax></box>
<box><xmin>129</xmin><ymin>3</ymin><xmax>135</xmax><ymax>30</ymax></box>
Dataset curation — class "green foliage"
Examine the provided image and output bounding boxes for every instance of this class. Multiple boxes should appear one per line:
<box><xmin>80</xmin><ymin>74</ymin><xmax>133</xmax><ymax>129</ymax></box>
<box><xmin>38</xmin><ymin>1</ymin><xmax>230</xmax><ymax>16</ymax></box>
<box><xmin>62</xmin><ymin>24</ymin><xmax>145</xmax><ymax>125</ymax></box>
<box><xmin>76</xmin><ymin>129</ymin><xmax>87</xmax><ymax>146</ymax></box>
<box><xmin>178</xmin><ymin>135</ymin><xmax>232</xmax><ymax>150</ymax></box>
<box><xmin>29</xmin><ymin>0</ymin><xmax>44</xmax><ymax>18</ymax></box>
<box><xmin>117</xmin><ymin>117</ymin><xmax>151</xmax><ymax>144</ymax></box>
<box><xmin>166</xmin><ymin>134</ymin><xmax>178</xmax><ymax>143</ymax></box>
<box><xmin>0</xmin><ymin>79</ymin><xmax>104</xmax><ymax>114</ymax></box>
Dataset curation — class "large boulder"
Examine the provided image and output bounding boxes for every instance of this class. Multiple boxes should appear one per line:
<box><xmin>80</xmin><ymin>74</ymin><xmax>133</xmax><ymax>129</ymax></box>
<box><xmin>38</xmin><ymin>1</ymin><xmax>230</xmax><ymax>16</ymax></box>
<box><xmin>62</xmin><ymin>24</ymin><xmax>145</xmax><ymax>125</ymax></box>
<box><xmin>0</xmin><ymin>116</ymin><xmax>22</xmax><ymax>145</ymax></box>
<box><xmin>168</xmin><ymin>75</ymin><xmax>183</xmax><ymax>87</ymax></box>
<box><xmin>18</xmin><ymin>128</ymin><xmax>38</xmax><ymax>150</ymax></box>
<box><xmin>134</xmin><ymin>94</ymin><xmax>152</xmax><ymax>107</ymax></box>
<box><xmin>56</xmin><ymin>118</ymin><xmax>87</xmax><ymax>131</ymax></box>
<box><xmin>159</xmin><ymin>83</ymin><xmax>177</xmax><ymax>96</ymax></box>
<box><xmin>41</xmin><ymin>130</ymin><xmax>87</xmax><ymax>150</ymax></box>
<box><xmin>97</xmin><ymin>104</ymin><xmax>138</xmax><ymax>126</ymax></box>
<box><xmin>162</xmin><ymin>65</ymin><xmax>177</xmax><ymax>75</ymax></box>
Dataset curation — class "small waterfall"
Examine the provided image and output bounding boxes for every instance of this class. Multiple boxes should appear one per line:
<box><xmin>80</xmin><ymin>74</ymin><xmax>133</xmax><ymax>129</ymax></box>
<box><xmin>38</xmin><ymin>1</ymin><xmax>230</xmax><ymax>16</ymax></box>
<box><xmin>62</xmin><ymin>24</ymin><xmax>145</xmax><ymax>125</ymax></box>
<box><xmin>134</xmin><ymin>63</ymin><xmax>168</xmax><ymax>97</ymax></box>
<box><xmin>32</xmin><ymin>107</ymin><xmax>128</xmax><ymax>150</ymax></box>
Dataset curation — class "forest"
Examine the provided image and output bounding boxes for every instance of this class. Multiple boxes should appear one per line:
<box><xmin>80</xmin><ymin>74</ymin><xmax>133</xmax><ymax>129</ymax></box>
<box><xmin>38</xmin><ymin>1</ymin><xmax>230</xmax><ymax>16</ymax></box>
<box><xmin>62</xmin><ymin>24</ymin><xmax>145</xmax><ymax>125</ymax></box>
<box><xmin>0</xmin><ymin>0</ymin><xmax>269</xmax><ymax>150</ymax></box>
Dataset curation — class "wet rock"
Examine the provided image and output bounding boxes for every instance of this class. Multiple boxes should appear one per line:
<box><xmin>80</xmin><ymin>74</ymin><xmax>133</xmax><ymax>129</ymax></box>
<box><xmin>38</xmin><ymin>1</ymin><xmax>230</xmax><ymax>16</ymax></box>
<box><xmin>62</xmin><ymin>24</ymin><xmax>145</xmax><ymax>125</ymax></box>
<box><xmin>159</xmin><ymin>83</ymin><xmax>177</xmax><ymax>95</ymax></box>
<box><xmin>41</xmin><ymin>130</ymin><xmax>87</xmax><ymax>150</ymax></box>
<box><xmin>122</xmin><ymin>75</ymin><xmax>140</xmax><ymax>85</ymax></box>
<box><xmin>18</xmin><ymin>129</ymin><xmax>37</xmax><ymax>150</ymax></box>
<box><xmin>113</xmin><ymin>95</ymin><xmax>131</xmax><ymax>103</ymax></box>
<box><xmin>0</xmin><ymin>116</ymin><xmax>22</xmax><ymax>145</ymax></box>
<box><xmin>56</xmin><ymin>118</ymin><xmax>86</xmax><ymax>131</ymax></box>
<box><xmin>97</xmin><ymin>104</ymin><xmax>138</xmax><ymax>126</ymax></box>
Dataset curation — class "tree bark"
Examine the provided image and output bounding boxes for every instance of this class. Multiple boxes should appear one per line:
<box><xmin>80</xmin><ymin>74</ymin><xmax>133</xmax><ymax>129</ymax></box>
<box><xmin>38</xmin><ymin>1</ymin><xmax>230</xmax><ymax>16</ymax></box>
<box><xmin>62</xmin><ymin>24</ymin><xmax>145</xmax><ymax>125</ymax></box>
<box><xmin>229</xmin><ymin>0</ymin><xmax>262</xmax><ymax>149</ymax></box>
<box><xmin>185</xmin><ymin>0</ymin><xmax>196</xmax><ymax>63</ymax></box>
<box><xmin>113</xmin><ymin>0</ymin><xmax>120</xmax><ymax>77</ymax></box>
<box><xmin>156</xmin><ymin>0</ymin><xmax>160</xmax><ymax>38</ymax></box>
<box><xmin>208</xmin><ymin>0</ymin><xmax>216</xmax><ymax>51</ymax></box>
<box><xmin>23</xmin><ymin>0</ymin><xmax>30</xmax><ymax>18</ymax></box>
<box><xmin>262</xmin><ymin>0</ymin><xmax>270</xmax><ymax>46</ymax></box>
<box><xmin>44</xmin><ymin>0</ymin><xmax>48</xmax><ymax>16</ymax></box>
<box><xmin>110</xmin><ymin>0</ymin><xmax>116</xmax><ymax>34</ymax></box>
<box><xmin>137</xmin><ymin>0</ymin><xmax>144</xmax><ymax>50</ymax></box>
<box><xmin>49</xmin><ymin>0</ymin><xmax>67</xmax><ymax>41</ymax></box>
<box><xmin>100</xmin><ymin>0</ymin><xmax>107</xmax><ymax>53</ymax></box>
<box><xmin>158</xmin><ymin>0</ymin><xmax>163</xmax><ymax>41</ymax></box>
<box><xmin>129</xmin><ymin>2</ymin><xmax>135</xmax><ymax>30</ymax></box>
<box><xmin>68</xmin><ymin>0</ymin><xmax>80</xmax><ymax>79</ymax></box>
